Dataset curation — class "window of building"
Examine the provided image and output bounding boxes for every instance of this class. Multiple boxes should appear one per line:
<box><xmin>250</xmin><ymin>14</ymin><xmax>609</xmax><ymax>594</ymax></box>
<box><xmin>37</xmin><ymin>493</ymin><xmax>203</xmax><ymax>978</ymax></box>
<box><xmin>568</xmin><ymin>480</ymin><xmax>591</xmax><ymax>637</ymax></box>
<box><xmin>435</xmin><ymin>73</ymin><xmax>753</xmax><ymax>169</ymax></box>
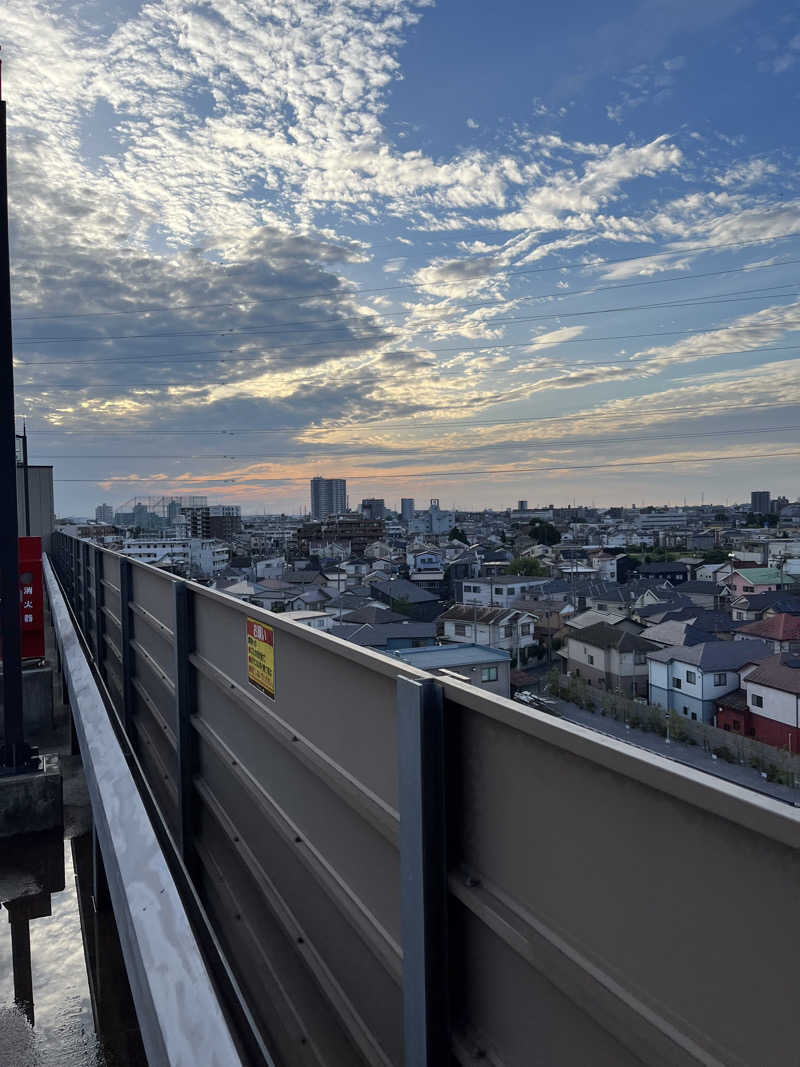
<box><xmin>691</xmin><ymin>712</ymin><xmax>697</xmax><ymax>720</ymax></box>
<box><xmin>735</xmin><ymin>611</ymin><xmax>743</xmax><ymax>620</ymax></box>
<box><xmin>454</xmin><ymin>623</ymin><xmax>467</xmax><ymax>636</ymax></box>
<box><xmin>481</xmin><ymin>667</ymin><xmax>498</xmax><ymax>682</ymax></box>
<box><xmin>587</xmin><ymin>654</ymin><xmax>594</xmax><ymax>665</ymax></box>
<box><xmin>520</xmin><ymin>623</ymin><xmax>531</xmax><ymax>635</ymax></box>
<box><xmin>751</xmin><ymin>693</ymin><xmax>763</xmax><ymax>708</ymax></box>
<box><xmin>634</xmin><ymin>651</ymin><xmax>646</xmax><ymax>664</ymax></box>
<box><xmin>503</xmin><ymin>625</ymin><xmax>513</xmax><ymax>638</ymax></box>
<box><xmin>743</xmin><ymin>585</ymin><xmax>755</xmax><ymax>593</ymax></box>
<box><xmin>686</xmin><ymin>670</ymin><xmax>697</xmax><ymax>684</ymax></box>
<box><xmin>597</xmin><ymin>603</ymin><xmax>607</xmax><ymax>610</ymax></box>
<box><xmin>506</xmin><ymin>588</ymin><xmax>515</xmax><ymax>596</ymax></box>
<box><xmin>494</xmin><ymin>587</ymin><xmax>503</xmax><ymax>596</ymax></box>
<box><xmin>682</xmin><ymin>707</ymin><xmax>688</xmax><ymax>715</ymax></box>
<box><xmin>733</xmin><ymin>720</ymin><xmax>740</xmax><ymax>731</ymax></box>
<box><xmin>713</xmin><ymin>672</ymin><xmax>726</xmax><ymax>686</ymax></box>
<box><xmin>674</xmin><ymin>677</ymin><xmax>682</xmax><ymax>689</ymax></box>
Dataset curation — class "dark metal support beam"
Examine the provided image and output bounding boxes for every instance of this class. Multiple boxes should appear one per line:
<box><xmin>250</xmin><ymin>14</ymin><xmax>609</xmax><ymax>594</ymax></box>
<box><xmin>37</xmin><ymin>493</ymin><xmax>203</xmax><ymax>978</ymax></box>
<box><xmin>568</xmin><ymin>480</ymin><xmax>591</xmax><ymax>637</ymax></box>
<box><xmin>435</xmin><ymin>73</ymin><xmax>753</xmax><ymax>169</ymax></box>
<box><xmin>174</xmin><ymin>580</ymin><xmax>197</xmax><ymax>871</ymax></box>
<box><xmin>119</xmin><ymin>558</ymin><xmax>135</xmax><ymax>735</ymax></box>
<box><xmin>0</xmin><ymin>84</ymin><xmax>25</xmax><ymax>769</ymax></box>
<box><xmin>396</xmin><ymin>675</ymin><xmax>450</xmax><ymax>1066</ymax></box>
<box><xmin>93</xmin><ymin>547</ymin><xmax>105</xmax><ymax>670</ymax></box>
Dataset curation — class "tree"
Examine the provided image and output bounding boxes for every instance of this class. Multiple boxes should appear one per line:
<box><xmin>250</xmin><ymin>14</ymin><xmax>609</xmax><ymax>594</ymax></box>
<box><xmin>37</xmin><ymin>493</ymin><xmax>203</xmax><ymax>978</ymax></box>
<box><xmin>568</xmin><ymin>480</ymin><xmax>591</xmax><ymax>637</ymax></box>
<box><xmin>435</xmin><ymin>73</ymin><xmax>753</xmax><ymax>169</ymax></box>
<box><xmin>528</xmin><ymin>520</ymin><xmax>561</xmax><ymax>545</ymax></box>
<box><xmin>449</xmin><ymin>526</ymin><xmax>468</xmax><ymax>543</ymax></box>
<box><xmin>507</xmin><ymin>556</ymin><xmax>546</xmax><ymax>577</ymax></box>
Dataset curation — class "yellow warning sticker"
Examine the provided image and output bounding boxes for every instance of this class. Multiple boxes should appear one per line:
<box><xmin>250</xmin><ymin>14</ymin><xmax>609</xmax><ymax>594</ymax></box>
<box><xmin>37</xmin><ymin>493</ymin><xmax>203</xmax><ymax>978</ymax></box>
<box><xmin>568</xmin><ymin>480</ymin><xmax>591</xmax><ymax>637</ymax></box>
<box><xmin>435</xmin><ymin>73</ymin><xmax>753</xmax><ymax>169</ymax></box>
<box><xmin>246</xmin><ymin>617</ymin><xmax>275</xmax><ymax>699</ymax></box>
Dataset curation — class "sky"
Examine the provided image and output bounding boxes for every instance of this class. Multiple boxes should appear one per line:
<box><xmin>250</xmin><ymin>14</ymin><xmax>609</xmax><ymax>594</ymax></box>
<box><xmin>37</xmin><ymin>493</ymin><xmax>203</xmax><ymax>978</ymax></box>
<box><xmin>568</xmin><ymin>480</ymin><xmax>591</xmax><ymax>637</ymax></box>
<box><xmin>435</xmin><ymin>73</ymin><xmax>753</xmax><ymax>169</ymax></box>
<box><xmin>5</xmin><ymin>0</ymin><xmax>800</xmax><ymax>516</ymax></box>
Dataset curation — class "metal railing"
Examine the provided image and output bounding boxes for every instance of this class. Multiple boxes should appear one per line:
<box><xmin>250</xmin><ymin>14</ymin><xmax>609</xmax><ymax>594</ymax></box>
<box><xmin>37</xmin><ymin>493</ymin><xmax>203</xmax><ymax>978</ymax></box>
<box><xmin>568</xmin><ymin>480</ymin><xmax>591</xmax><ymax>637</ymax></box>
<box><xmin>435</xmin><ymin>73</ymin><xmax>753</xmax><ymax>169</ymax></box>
<box><xmin>52</xmin><ymin>531</ymin><xmax>800</xmax><ymax>1067</ymax></box>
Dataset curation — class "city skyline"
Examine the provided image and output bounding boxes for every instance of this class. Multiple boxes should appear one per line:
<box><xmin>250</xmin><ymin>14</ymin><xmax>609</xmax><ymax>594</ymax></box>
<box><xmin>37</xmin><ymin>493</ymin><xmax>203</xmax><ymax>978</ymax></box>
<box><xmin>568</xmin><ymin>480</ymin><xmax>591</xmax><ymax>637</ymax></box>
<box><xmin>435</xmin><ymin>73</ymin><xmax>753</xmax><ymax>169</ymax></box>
<box><xmin>5</xmin><ymin>0</ymin><xmax>800</xmax><ymax>514</ymax></box>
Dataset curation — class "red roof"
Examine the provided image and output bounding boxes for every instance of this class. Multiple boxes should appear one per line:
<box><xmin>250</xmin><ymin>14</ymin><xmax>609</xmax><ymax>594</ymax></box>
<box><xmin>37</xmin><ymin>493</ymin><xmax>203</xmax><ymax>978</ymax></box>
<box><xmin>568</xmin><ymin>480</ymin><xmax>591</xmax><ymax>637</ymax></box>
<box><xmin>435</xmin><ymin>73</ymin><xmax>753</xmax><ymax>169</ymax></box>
<box><xmin>737</xmin><ymin>613</ymin><xmax>800</xmax><ymax>641</ymax></box>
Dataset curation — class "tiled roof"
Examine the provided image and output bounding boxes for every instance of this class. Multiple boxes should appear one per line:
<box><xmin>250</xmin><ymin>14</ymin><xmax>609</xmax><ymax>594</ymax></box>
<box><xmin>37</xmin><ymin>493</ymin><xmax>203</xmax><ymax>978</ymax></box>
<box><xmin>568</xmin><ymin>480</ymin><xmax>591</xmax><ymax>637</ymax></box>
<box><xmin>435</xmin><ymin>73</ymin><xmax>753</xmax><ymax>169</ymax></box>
<box><xmin>440</xmin><ymin>605</ymin><xmax>534</xmax><ymax>625</ymax></box>
<box><xmin>745</xmin><ymin>653</ymin><xmax>800</xmax><ymax>695</ymax></box>
<box><xmin>737</xmin><ymin>613</ymin><xmax>800</xmax><ymax>641</ymax></box>
<box><xmin>566</xmin><ymin>622</ymin><xmax>654</xmax><ymax>653</ymax></box>
<box><xmin>647</xmin><ymin>639</ymin><xmax>772</xmax><ymax>671</ymax></box>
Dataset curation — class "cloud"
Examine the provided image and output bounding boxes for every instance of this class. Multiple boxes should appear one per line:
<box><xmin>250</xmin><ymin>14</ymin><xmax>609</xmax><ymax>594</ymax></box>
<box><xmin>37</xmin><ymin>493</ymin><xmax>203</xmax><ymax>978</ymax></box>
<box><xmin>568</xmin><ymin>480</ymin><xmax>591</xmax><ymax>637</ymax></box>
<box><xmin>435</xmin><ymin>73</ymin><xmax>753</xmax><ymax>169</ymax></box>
<box><xmin>466</xmin><ymin>117</ymin><xmax>479</xmax><ymax>129</ymax></box>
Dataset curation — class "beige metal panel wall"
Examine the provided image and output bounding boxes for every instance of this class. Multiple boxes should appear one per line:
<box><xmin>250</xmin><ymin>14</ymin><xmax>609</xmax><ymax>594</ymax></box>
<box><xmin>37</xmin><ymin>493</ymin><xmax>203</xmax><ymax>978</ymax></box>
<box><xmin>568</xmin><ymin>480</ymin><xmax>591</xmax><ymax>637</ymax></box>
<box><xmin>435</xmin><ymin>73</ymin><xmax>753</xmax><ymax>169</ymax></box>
<box><xmin>439</xmin><ymin>675</ymin><xmax>800</xmax><ymax>1067</ymax></box>
<box><xmin>17</xmin><ymin>465</ymin><xmax>55</xmax><ymax>549</ymax></box>
<box><xmin>190</xmin><ymin>588</ymin><xmax>415</xmax><ymax>1065</ymax></box>
<box><xmin>50</xmin><ymin>533</ymin><xmax>800</xmax><ymax>1067</ymax></box>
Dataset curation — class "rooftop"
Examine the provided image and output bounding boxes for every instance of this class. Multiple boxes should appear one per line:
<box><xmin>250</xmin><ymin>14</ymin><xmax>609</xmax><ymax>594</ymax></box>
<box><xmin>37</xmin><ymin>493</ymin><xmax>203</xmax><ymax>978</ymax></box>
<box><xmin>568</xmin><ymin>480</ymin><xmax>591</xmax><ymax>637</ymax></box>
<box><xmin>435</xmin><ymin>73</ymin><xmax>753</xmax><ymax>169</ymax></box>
<box><xmin>745</xmin><ymin>653</ymin><xmax>800</xmax><ymax>695</ymax></box>
<box><xmin>393</xmin><ymin>643</ymin><xmax>511</xmax><ymax>669</ymax></box>
<box><xmin>737</xmin><ymin>613</ymin><xmax>800</xmax><ymax>642</ymax></box>
<box><xmin>647</xmin><ymin>639</ymin><xmax>772</xmax><ymax>671</ymax></box>
<box><xmin>566</xmin><ymin>621</ymin><xmax>654</xmax><ymax>653</ymax></box>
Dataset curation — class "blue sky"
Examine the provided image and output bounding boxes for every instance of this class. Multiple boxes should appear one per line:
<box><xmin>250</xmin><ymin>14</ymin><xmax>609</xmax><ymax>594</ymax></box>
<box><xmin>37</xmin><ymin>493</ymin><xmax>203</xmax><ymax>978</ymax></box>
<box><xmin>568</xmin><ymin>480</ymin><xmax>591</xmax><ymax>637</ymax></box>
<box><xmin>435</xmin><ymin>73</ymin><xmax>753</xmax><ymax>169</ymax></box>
<box><xmin>5</xmin><ymin>0</ymin><xmax>800</xmax><ymax>515</ymax></box>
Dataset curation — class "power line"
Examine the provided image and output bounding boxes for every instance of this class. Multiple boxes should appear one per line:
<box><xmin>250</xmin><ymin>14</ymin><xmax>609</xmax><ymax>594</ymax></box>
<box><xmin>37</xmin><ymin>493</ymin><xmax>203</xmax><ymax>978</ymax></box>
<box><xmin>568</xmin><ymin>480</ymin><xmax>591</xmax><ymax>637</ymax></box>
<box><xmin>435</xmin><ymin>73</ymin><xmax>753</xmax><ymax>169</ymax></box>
<box><xmin>12</xmin><ymin>281</ymin><xmax>797</xmax><ymax>346</ymax></box>
<box><xmin>26</xmin><ymin>421</ymin><xmax>800</xmax><ymax>460</ymax></box>
<box><xmin>51</xmin><ymin>447</ymin><xmax>800</xmax><ymax>484</ymax></box>
<box><xmin>18</xmin><ymin>396</ymin><xmax>800</xmax><ymax>434</ymax></box>
<box><xmin>10</xmin><ymin>254</ymin><xmax>799</xmax><ymax>326</ymax></box>
<box><xmin>16</xmin><ymin>231</ymin><xmax>800</xmax><ymax>320</ymax></box>
<box><xmin>13</xmin><ymin>319</ymin><xmax>799</xmax><ymax>368</ymax></box>
<box><xmin>13</xmin><ymin>344</ymin><xmax>800</xmax><ymax>389</ymax></box>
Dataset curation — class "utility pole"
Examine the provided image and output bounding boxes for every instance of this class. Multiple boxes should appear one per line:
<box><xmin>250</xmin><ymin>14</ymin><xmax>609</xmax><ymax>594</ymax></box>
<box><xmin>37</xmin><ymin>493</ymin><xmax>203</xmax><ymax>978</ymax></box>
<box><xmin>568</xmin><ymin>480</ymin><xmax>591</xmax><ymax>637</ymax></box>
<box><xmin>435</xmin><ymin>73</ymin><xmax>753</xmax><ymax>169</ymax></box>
<box><xmin>0</xmin><ymin>60</ymin><xmax>26</xmax><ymax>770</ymax></box>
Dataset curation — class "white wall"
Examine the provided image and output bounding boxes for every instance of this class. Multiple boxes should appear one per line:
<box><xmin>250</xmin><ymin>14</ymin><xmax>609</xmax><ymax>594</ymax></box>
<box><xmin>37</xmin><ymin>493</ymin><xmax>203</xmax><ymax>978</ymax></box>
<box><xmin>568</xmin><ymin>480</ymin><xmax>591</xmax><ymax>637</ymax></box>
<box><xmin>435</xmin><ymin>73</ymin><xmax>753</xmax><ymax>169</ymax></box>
<box><xmin>746</xmin><ymin>682</ymin><xmax>800</xmax><ymax>728</ymax></box>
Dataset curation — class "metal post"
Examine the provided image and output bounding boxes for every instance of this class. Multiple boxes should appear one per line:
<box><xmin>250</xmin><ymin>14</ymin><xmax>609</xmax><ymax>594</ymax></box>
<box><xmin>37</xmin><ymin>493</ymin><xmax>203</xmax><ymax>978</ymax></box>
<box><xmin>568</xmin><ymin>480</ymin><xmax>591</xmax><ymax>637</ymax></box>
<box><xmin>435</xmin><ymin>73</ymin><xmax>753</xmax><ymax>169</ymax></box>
<box><xmin>173</xmin><ymin>580</ymin><xmax>196</xmax><ymax>868</ymax></box>
<box><xmin>21</xmin><ymin>421</ymin><xmax>30</xmax><ymax>536</ymax></box>
<box><xmin>94</xmin><ymin>547</ymin><xmax>104</xmax><ymax>670</ymax></box>
<box><xmin>82</xmin><ymin>542</ymin><xmax>91</xmax><ymax>640</ymax></box>
<box><xmin>396</xmin><ymin>675</ymin><xmax>449</xmax><ymax>1066</ymax></box>
<box><xmin>119</xmin><ymin>559</ymin><xmax>134</xmax><ymax>735</ymax></box>
<box><xmin>0</xmin><ymin>72</ymin><xmax>25</xmax><ymax>770</ymax></box>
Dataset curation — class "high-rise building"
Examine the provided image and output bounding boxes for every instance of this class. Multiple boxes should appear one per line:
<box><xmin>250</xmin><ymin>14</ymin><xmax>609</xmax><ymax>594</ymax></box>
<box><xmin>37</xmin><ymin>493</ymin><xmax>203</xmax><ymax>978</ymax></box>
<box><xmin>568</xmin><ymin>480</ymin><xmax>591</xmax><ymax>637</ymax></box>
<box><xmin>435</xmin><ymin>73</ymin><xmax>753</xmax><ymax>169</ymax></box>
<box><xmin>751</xmin><ymin>491</ymin><xmax>771</xmax><ymax>515</ymax></box>
<box><xmin>400</xmin><ymin>498</ymin><xmax>415</xmax><ymax>523</ymax></box>
<box><xmin>517</xmin><ymin>500</ymin><xmax>528</xmax><ymax>512</ymax></box>
<box><xmin>95</xmin><ymin>503</ymin><xmax>113</xmax><ymax>523</ymax></box>
<box><xmin>360</xmin><ymin>498</ymin><xmax>385</xmax><ymax>521</ymax></box>
<box><xmin>310</xmin><ymin>477</ymin><xmax>347</xmax><ymax>521</ymax></box>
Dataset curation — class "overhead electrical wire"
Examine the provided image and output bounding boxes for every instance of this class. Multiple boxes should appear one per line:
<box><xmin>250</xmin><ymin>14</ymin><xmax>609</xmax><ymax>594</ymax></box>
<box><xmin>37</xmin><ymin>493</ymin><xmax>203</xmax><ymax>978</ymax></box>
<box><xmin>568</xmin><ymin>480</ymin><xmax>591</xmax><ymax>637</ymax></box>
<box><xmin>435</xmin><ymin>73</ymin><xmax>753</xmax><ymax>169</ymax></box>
<box><xmin>13</xmin><ymin>319</ymin><xmax>800</xmax><ymax>369</ymax></box>
<box><xmin>51</xmin><ymin>448</ymin><xmax>800</xmax><ymax>484</ymax></box>
<box><xmin>16</xmin><ymin>231</ymin><xmax>800</xmax><ymax>320</ymax></box>
<box><xmin>13</xmin><ymin>345</ymin><xmax>800</xmax><ymax>389</ymax></box>
<box><xmin>27</xmin><ymin>422</ymin><xmax>800</xmax><ymax>461</ymax></box>
<box><xmin>10</xmin><ymin>254</ymin><xmax>800</xmax><ymax>326</ymax></box>
<box><xmin>17</xmin><ymin>397</ymin><xmax>800</xmax><ymax>434</ymax></box>
<box><xmin>12</xmin><ymin>281</ymin><xmax>797</xmax><ymax>346</ymax></box>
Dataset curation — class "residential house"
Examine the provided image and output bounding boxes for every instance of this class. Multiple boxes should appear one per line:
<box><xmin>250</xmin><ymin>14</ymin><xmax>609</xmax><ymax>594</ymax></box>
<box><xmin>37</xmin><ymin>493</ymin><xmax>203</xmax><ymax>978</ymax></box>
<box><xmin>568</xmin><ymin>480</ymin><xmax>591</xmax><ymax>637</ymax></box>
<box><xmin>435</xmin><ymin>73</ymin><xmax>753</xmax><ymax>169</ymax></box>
<box><xmin>565</xmin><ymin>609</ymin><xmax>643</xmax><ymax>634</ymax></box>
<box><xmin>587</xmin><ymin>552</ymin><xmax>637</xmax><ymax>583</ymax></box>
<box><xmin>329</xmin><ymin>620</ymin><xmax>437</xmax><ymax>652</ymax></box>
<box><xmin>716</xmin><ymin>653</ymin><xmax>800</xmax><ymax>751</ymax></box>
<box><xmin>647</xmin><ymin>640</ymin><xmax>771</xmax><ymax>723</ymax></box>
<box><xmin>722</xmin><ymin>568</ymin><xmax>798</xmax><ymax>598</ymax></box>
<box><xmin>729</xmin><ymin>590</ymin><xmax>800</xmax><ymax>622</ymax></box>
<box><xmin>635</xmin><ymin>562</ymin><xmax>689</xmax><ymax>584</ymax></box>
<box><xmin>279</xmin><ymin>611</ymin><xmax>334</xmax><ymax>631</ymax></box>
<box><xmin>438</xmin><ymin>605</ymin><xmax>537</xmax><ymax>664</ymax></box>
<box><xmin>679</xmin><ymin>581</ymin><xmax>720</xmax><ymax>610</ymax></box>
<box><xmin>369</xmin><ymin>578</ymin><xmax>443</xmax><ymax>622</ymax></box>
<box><xmin>733</xmin><ymin>613</ymin><xmax>800</xmax><ymax>653</ymax></box>
<box><xmin>393</xmin><ymin>644</ymin><xmax>512</xmax><ymax>699</ymax></box>
<box><xmin>563</xmin><ymin>622</ymin><xmax>655</xmax><ymax>697</ymax></box>
<box><xmin>460</xmin><ymin>574</ymin><xmax>549</xmax><ymax>609</ymax></box>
